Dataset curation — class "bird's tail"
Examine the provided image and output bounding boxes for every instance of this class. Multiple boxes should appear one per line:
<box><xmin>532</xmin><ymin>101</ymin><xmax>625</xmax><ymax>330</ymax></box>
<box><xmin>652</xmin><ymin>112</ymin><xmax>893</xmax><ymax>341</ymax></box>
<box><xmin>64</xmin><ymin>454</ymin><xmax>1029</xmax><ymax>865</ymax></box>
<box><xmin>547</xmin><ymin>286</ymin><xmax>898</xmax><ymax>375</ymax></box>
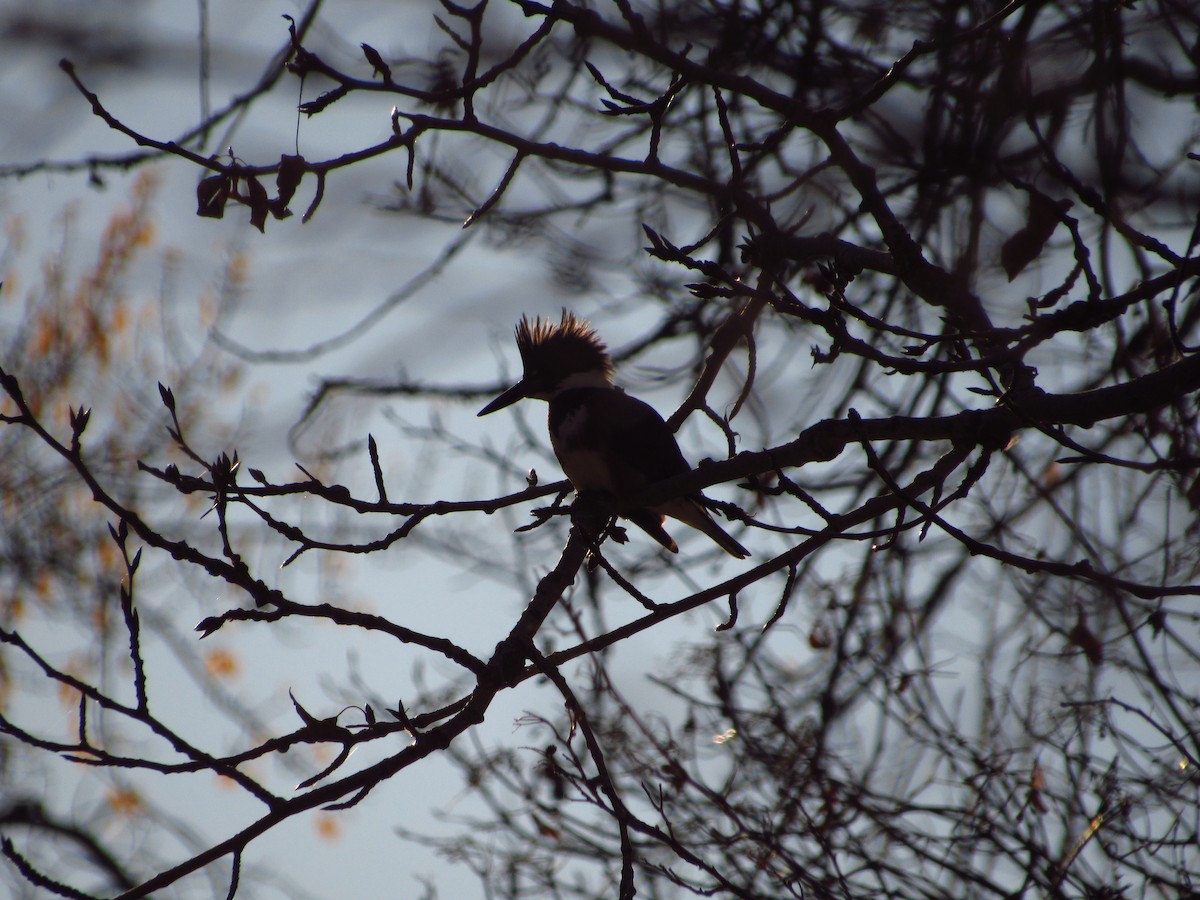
<box><xmin>658</xmin><ymin>497</ymin><xmax>750</xmax><ymax>559</ymax></box>
<box><xmin>626</xmin><ymin>509</ymin><xmax>680</xmax><ymax>554</ymax></box>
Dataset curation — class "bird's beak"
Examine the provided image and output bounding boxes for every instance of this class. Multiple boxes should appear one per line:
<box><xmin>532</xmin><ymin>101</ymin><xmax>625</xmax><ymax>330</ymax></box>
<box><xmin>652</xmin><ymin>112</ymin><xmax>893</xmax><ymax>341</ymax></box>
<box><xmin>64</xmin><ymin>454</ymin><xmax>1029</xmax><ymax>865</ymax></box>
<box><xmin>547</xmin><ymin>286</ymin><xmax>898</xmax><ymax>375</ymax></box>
<box><xmin>477</xmin><ymin>380</ymin><xmax>530</xmax><ymax>416</ymax></box>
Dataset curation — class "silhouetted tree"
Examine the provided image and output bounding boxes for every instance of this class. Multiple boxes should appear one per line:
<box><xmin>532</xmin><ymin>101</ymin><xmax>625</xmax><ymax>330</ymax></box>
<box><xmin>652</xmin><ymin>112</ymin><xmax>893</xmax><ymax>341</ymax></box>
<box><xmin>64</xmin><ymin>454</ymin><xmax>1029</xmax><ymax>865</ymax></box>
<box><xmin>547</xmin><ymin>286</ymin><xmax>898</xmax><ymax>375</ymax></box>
<box><xmin>3</xmin><ymin>1</ymin><xmax>1199</xmax><ymax>897</ymax></box>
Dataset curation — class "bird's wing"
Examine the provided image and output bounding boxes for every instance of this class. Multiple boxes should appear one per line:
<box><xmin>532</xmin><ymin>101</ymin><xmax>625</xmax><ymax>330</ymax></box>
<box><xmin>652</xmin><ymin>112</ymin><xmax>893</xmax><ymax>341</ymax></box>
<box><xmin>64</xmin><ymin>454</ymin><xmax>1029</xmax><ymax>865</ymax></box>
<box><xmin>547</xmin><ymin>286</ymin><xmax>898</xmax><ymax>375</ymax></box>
<box><xmin>598</xmin><ymin>391</ymin><xmax>692</xmax><ymax>487</ymax></box>
<box><xmin>603</xmin><ymin>392</ymin><xmax>750</xmax><ymax>558</ymax></box>
<box><xmin>557</xmin><ymin>389</ymin><xmax>748</xmax><ymax>557</ymax></box>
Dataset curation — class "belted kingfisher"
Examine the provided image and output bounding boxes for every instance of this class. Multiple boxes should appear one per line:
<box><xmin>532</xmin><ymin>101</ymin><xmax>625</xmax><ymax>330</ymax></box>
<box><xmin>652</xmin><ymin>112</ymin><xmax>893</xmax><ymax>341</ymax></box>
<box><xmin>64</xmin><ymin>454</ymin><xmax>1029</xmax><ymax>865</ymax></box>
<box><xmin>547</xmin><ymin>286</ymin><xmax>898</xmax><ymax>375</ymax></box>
<box><xmin>478</xmin><ymin>312</ymin><xmax>750</xmax><ymax>558</ymax></box>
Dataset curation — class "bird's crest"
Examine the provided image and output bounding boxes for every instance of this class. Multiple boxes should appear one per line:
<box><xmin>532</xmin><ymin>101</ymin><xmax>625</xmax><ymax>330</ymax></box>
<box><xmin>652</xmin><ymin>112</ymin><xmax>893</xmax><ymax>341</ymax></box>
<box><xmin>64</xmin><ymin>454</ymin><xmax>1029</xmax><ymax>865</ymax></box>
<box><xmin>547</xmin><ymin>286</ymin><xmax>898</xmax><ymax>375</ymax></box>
<box><xmin>515</xmin><ymin>311</ymin><xmax>613</xmax><ymax>380</ymax></box>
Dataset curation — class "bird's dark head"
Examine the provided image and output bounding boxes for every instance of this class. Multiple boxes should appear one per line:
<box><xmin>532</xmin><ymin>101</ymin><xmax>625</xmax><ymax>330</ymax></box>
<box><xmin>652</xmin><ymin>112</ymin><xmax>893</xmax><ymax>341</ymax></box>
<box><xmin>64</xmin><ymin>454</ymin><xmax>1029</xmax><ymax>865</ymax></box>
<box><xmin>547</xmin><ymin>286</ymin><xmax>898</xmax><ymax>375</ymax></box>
<box><xmin>478</xmin><ymin>311</ymin><xmax>613</xmax><ymax>416</ymax></box>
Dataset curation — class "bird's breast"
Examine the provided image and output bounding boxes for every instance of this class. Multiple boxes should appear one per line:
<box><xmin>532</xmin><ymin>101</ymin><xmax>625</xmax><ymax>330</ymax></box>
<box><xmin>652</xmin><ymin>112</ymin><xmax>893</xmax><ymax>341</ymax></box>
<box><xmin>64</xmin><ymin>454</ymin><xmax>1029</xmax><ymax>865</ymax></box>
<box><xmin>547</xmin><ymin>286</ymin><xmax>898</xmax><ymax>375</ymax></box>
<box><xmin>550</xmin><ymin>404</ymin><xmax>619</xmax><ymax>492</ymax></box>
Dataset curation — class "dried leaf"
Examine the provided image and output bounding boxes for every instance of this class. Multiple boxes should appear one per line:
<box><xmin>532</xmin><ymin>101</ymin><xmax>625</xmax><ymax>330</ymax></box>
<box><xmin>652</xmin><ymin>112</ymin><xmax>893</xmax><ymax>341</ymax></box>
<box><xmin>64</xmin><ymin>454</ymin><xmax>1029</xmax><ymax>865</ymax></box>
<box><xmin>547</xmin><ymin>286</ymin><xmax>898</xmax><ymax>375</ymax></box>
<box><xmin>1067</xmin><ymin>610</ymin><xmax>1104</xmax><ymax>666</ymax></box>
<box><xmin>1001</xmin><ymin>194</ymin><xmax>1071</xmax><ymax>281</ymax></box>
<box><xmin>197</xmin><ymin>174</ymin><xmax>231</xmax><ymax>219</ymax></box>
<box><xmin>274</xmin><ymin>154</ymin><xmax>306</xmax><ymax>216</ymax></box>
<box><xmin>246</xmin><ymin>175</ymin><xmax>270</xmax><ymax>233</ymax></box>
<box><xmin>361</xmin><ymin>43</ymin><xmax>392</xmax><ymax>81</ymax></box>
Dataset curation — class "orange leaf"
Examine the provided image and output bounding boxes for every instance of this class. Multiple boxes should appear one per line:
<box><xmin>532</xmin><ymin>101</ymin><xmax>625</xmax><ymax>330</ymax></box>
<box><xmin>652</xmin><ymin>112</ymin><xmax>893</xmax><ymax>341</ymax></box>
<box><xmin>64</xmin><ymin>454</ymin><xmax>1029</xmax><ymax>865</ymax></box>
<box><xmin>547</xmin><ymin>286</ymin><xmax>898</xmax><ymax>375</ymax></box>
<box><xmin>315</xmin><ymin>813</ymin><xmax>342</xmax><ymax>842</ymax></box>
<box><xmin>204</xmin><ymin>648</ymin><xmax>241</xmax><ymax>679</ymax></box>
<box><xmin>107</xmin><ymin>787</ymin><xmax>143</xmax><ymax>815</ymax></box>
